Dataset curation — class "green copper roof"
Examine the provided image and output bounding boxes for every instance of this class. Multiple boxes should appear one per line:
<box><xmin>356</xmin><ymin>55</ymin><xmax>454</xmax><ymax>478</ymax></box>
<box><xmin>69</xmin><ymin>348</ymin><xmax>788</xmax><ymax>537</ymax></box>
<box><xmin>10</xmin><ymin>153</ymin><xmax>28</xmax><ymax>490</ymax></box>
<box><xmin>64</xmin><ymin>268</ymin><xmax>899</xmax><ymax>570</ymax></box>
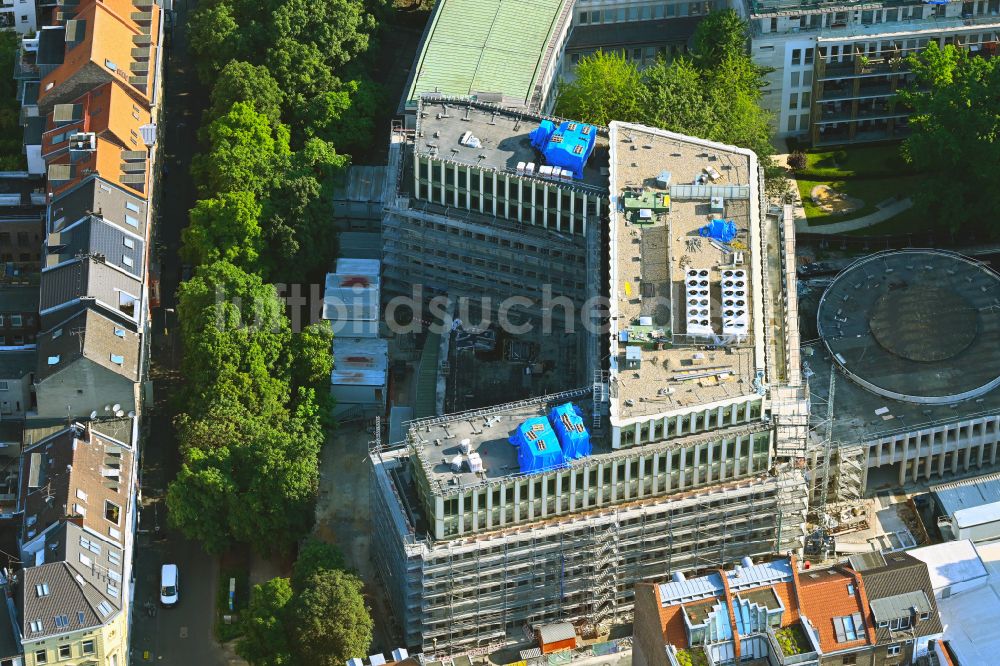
<box><xmin>405</xmin><ymin>0</ymin><xmax>568</xmax><ymax>110</ymax></box>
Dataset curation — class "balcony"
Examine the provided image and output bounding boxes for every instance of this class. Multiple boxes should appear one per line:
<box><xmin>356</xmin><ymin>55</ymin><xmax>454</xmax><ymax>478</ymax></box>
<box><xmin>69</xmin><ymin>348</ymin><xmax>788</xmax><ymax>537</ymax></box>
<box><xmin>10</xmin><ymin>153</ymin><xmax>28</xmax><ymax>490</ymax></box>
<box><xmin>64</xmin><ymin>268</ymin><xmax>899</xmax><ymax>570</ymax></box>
<box><xmin>130</xmin><ymin>11</ymin><xmax>153</xmax><ymax>22</ymax></box>
<box><xmin>818</xmin><ymin>82</ymin><xmax>895</xmax><ymax>102</ymax></box>
<box><xmin>130</xmin><ymin>46</ymin><xmax>150</xmax><ymax>60</ymax></box>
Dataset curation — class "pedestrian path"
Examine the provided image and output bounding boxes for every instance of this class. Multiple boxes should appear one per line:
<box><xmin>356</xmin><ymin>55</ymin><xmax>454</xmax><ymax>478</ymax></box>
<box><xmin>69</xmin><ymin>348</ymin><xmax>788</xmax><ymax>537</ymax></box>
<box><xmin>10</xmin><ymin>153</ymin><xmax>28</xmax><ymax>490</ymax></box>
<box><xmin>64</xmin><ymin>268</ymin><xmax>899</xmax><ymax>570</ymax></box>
<box><xmin>794</xmin><ymin>197</ymin><xmax>913</xmax><ymax>234</ymax></box>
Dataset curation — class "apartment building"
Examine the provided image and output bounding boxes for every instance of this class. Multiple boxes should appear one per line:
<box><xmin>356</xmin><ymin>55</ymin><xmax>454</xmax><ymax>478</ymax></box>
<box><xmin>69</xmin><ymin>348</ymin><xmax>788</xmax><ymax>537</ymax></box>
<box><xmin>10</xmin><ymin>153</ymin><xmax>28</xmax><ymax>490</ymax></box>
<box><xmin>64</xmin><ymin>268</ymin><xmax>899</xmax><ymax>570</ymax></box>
<box><xmin>565</xmin><ymin>0</ymin><xmax>723</xmax><ymax>72</ymax></box>
<box><xmin>371</xmin><ymin>112</ymin><xmax>810</xmax><ymax>654</ymax></box>
<box><xmin>19</xmin><ymin>520</ymin><xmax>128</xmax><ymax>666</ymax></box>
<box><xmin>1</xmin><ymin>0</ymin><xmax>38</xmax><ymax>34</ymax></box>
<box><xmin>849</xmin><ymin>551</ymin><xmax>944</xmax><ymax>663</ymax></box>
<box><xmin>745</xmin><ymin>0</ymin><xmax>1000</xmax><ymax>144</ymax></box>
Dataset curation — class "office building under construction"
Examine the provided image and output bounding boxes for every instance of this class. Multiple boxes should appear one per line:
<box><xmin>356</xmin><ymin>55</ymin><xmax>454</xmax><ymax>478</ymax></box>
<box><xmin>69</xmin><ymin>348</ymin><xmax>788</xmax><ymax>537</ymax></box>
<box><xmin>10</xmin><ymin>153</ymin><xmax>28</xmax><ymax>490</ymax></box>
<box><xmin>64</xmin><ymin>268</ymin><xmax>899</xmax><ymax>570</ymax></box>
<box><xmin>370</xmin><ymin>114</ymin><xmax>810</xmax><ymax>654</ymax></box>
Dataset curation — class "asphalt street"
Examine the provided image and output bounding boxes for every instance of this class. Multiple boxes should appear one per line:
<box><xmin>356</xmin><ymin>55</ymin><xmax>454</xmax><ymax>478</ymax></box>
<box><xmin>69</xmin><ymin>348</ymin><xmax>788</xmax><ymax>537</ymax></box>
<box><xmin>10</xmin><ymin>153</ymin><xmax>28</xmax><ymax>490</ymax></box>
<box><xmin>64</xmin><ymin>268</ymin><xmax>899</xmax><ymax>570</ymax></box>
<box><xmin>129</xmin><ymin>0</ymin><xmax>232</xmax><ymax>662</ymax></box>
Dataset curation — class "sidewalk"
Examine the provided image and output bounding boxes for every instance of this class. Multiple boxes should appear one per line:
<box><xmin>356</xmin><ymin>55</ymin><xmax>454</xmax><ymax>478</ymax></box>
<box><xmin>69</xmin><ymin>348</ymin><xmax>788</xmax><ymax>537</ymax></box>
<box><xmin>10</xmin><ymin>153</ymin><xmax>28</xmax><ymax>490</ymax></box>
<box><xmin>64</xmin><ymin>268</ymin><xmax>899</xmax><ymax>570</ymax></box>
<box><xmin>794</xmin><ymin>196</ymin><xmax>913</xmax><ymax>234</ymax></box>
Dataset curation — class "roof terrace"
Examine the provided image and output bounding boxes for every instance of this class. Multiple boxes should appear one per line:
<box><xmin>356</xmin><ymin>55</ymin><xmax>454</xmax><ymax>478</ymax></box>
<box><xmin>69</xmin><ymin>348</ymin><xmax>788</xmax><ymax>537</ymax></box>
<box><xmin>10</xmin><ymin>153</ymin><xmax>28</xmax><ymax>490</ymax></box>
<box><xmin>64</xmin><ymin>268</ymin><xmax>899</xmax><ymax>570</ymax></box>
<box><xmin>607</xmin><ymin>124</ymin><xmax>767</xmax><ymax>422</ymax></box>
<box><xmin>408</xmin><ymin>388</ymin><xmax>598</xmax><ymax>494</ymax></box>
<box><xmin>414</xmin><ymin>97</ymin><xmax>610</xmax><ymax>193</ymax></box>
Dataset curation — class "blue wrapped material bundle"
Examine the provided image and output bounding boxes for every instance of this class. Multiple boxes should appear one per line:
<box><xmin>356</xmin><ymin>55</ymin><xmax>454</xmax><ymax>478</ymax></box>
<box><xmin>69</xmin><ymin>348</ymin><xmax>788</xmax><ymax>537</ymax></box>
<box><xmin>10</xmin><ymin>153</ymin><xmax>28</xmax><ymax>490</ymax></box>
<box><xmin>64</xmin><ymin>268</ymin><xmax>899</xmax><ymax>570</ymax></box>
<box><xmin>527</xmin><ymin>119</ymin><xmax>598</xmax><ymax>179</ymax></box>
<box><xmin>699</xmin><ymin>219</ymin><xmax>738</xmax><ymax>243</ymax></box>
<box><xmin>548</xmin><ymin>403</ymin><xmax>591</xmax><ymax>460</ymax></box>
<box><xmin>509</xmin><ymin>416</ymin><xmax>565</xmax><ymax>473</ymax></box>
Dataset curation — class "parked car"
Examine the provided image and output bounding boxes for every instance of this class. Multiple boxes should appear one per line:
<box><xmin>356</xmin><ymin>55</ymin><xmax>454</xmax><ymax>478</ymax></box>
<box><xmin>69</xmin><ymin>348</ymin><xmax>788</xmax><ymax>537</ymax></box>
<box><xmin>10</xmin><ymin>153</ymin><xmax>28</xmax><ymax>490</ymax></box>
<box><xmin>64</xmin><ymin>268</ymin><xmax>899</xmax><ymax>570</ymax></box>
<box><xmin>797</xmin><ymin>262</ymin><xmax>838</xmax><ymax>278</ymax></box>
<box><xmin>160</xmin><ymin>564</ymin><xmax>179</xmax><ymax>607</ymax></box>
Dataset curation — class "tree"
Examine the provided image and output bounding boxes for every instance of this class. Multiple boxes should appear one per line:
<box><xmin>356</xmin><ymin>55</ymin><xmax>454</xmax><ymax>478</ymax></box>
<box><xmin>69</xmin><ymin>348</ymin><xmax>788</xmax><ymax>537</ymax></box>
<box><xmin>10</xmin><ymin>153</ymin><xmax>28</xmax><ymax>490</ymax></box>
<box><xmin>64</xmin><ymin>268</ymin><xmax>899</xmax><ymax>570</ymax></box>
<box><xmin>208</xmin><ymin>61</ymin><xmax>284</xmax><ymax>128</ymax></box>
<box><xmin>640</xmin><ymin>58</ymin><xmax>716</xmax><ymax>137</ymax></box>
<box><xmin>193</xmin><ymin>102</ymin><xmax>291</xmax><ymax>198</ymax></box>
<box><xmin>321</xmin><ymin>77</ymin><xmax>382</xmax><ymax>153</ymax></box>
<box><xmin>292</xmin><ymin>538</ymin><xmax>344</xmax><ymax>591</ymax></box>
<box><xmin>182</xmin><ymin>191</ymin><xmax>263</xmax><ymax>270</ymax></box>
<box><xmin>787</xmin><ymin>151</ymin><xmax>807</xmax><ymax>171</ymax></box>
<box><xmin>261</xmin><ymin>139</ymin><xmax>348</xmax><ymax>281</ymax></box>
<box><xmin>555</xmin><ymin>51</ymin><xmax>643</xmax><ymax>126</ymax></box>
<box><xmin>290</xmin><ymin>570</ymin><xmax>373</xmax><ymax>665</ymax></box>
<box><xmin>188</xmin><ymin>3</ymin><xmax>245</xmax><ymax>83</ymax></box>
<box><xmin>166</xmin><ymin>445</ymin><xmax>235</xmax><ymax>554</ymax></box>
<box><xmin>691</xmin><ymin>9</ymin><xmax>749</xmax><ymax>70</ymax></box>
<box><xmin>291</xmin><ymin>321</ymin><xmax>335</xmax><ymax>394</ymax></box>
<box><xmin>900</xmin><ymin>42</ymin><xmax>1000</xmax><ymax>235</ymax></box>
<box><xmin>238</xmin><ymin>578</ymin><xmax>294</xmax><ymax>666</ymax></box>
<box><xmin>269</xmin><ymin>0</ymin><xmax>375</xmax><ymax>70</ymax></box>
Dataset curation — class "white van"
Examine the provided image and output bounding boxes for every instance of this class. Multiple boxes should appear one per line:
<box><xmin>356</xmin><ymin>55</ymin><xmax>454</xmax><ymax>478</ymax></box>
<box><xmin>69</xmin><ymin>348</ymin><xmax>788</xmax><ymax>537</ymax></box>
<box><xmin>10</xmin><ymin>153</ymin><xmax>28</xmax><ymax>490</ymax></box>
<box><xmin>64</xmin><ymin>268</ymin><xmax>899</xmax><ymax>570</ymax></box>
<box><xmin>159</xmin><ymin>564</ymin><xmax>179</xmax><ymax>607</ymax></box>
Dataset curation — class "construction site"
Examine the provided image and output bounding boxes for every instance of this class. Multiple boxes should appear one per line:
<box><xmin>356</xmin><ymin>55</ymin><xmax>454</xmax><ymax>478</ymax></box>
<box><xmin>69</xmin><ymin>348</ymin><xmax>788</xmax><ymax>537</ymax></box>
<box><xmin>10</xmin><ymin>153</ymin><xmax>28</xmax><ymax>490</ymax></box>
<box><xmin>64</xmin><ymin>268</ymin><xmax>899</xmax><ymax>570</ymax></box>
<box><xmin>369</xmin><ymin>108</ymin><xmax>812</xmax><ymax>655</ymax></box>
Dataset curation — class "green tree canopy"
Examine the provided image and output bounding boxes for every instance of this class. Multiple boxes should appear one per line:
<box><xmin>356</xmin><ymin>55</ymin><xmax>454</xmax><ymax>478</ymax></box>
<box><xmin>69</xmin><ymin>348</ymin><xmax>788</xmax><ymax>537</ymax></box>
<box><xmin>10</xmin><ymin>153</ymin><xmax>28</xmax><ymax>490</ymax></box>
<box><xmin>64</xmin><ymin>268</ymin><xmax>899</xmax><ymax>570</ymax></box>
<box><xmin>290</xmin><ymin>570</ymin><xmax>373</xmax><ymax>665</ymax></box>
<box><xmin>188</xmin><ymin>3</ymin><xmax>245</xmax><ymax>83</ymax></box>
<box><xmin>900</xmin><ymin>42</ymin><xmax>1000</xmax><ymax>236</ymax></box>
<box><xmin>182</xmin><ymin>191</ymin><xmax>263</xmax><ymax>270</ymax></box>
<box><xmin>555</xmin><ymin>50</ymin><xmax>643</xmax><ymax>126</ymax></box>
<box><xmin>269</xmin><ymin>0</ymin><xmax>375</xmax><ymax>70</ymax></box>
<box><xmin>208</xmin><ymin>61</ymin><xmax>284</xmax><ymax>128</ymax></box>
<box><xmin>177</xmin><ymin>260</ymin><xmax>291</xmax><ymax>403</ymax></box>
<box><xmin>193</xmin><ymin>102</ymin><xmax>291</xmax><ymax>198</ymax></box>
<box><xmin>641</xmin><ymin>58</ymin><xmax>716</xmax><ymax>137</ymax></box>
<box><xmin>238</xmin><ymin>578</ymin><xmax>295</xmax><ymax>666</ymax></box>
<box><xmin>292</xmin><ymin>538</ymin><xmax>345</xmax><ymax>591</ymax></box>
<box><xmin>691</xmin><ymin>9</ymin><xmax>749</xmax><ymax>70</ymax></box>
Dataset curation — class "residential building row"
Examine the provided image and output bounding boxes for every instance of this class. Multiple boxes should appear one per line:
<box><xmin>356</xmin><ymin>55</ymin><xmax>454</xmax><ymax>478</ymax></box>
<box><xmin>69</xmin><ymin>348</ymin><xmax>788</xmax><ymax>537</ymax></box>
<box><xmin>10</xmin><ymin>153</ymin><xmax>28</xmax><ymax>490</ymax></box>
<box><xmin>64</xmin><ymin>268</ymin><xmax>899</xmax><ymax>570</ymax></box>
<box><xmin>633</xmin><ymin>551</ymin><xmax>946</xmax><ymax>666</ymax></box>
<box><xmin>0</xmin><ymin>0</ymin><xmax>164</xmax><ymax>662</ymax></box>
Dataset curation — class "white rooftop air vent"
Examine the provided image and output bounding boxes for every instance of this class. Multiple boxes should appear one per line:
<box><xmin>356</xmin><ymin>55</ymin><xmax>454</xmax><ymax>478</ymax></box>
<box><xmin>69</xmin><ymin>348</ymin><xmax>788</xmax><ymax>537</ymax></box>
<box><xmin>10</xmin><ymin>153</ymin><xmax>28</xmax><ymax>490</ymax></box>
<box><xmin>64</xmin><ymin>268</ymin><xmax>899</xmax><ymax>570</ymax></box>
<box><xmin>458</xmin><ymin>131</ymin><xmax>481</xmax><ymax>149</ymax></box>
<box><xmin>722</xmin><ymin>270</ymin><xmax>749</xmax><ymax>338</ymax></box>
<box><xmin>685</xmin><ymin>269</ymin><xmax>713</xmax><ymax>338</ymax></box>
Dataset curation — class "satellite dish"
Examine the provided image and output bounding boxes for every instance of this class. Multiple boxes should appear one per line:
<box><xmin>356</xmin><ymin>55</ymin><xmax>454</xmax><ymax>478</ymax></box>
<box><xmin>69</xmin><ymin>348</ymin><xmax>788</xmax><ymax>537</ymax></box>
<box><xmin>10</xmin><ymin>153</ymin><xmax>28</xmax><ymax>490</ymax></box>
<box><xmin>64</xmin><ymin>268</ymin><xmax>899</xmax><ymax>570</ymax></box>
<box><xmin>127</xmin><ymin>411</ymin><xmax>136</xmax><ymax>418</ymax></box>
<box><xmin>114</xmin><ymin>410</ymin><xmax>124</xmax><ymax>417</ymax></box>
<box><xmin>89</xmin><ymin>410</ymin><xmax>98</xmax><ymax>419</ymax></box>
<box><xmin>112</xmin><ymin>404</ymin><xmax>121</xmax><ymax>412</ymax></box>
<box><xmin>104</xmin><ymin>405</ymin><xmax>111</xmax><ymax>412</ymax></box>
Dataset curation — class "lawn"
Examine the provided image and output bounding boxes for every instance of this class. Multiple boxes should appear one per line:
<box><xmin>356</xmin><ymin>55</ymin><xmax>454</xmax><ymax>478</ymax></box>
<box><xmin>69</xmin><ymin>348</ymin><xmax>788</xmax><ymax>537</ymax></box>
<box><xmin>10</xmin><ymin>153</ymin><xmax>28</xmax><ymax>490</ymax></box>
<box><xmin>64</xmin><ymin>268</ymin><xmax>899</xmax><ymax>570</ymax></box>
<box><xmin>798</xmin><ymin>143</ymin><xmax>912</xmax><ymax>179</ymax></box>
<box><xmin>796</xmin><ymin>175</ymin><xmax>916</xmax><ymax>226</ymax></box>
<box><xmin>846</xmin><ymin>203</ymin><xmax>938</xmax><ymax>237</ymax></box>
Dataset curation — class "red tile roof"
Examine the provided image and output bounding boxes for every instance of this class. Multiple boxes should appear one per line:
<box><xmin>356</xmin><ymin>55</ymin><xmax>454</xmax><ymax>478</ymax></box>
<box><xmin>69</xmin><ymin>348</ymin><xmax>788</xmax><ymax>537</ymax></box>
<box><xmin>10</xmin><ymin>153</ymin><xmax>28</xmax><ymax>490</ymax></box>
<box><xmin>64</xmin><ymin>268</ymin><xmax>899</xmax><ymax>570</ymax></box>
<box><xmin>795</xmin><ymin>566</ymin><xmax>873</xmax><ymax>654</ymax></box>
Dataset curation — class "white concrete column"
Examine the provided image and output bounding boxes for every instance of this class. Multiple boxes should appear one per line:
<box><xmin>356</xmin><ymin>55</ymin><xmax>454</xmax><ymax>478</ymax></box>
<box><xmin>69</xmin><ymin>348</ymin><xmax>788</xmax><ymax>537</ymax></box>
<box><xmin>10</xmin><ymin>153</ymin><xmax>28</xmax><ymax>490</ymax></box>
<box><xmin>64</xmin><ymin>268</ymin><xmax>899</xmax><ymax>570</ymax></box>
<box><xmin>498</xmin><ymin>481</ymin><xmax>507</xmax><ymax>527</ymax></box>
<box><xmin>637</xmin><ymin>456</ymin><xmax>646</xmax><ymax>499</ymax></box>
<box><xmin>514</xmin><ymin>480</ymin><xmax>522</xmax><ymax>523</ymax></box>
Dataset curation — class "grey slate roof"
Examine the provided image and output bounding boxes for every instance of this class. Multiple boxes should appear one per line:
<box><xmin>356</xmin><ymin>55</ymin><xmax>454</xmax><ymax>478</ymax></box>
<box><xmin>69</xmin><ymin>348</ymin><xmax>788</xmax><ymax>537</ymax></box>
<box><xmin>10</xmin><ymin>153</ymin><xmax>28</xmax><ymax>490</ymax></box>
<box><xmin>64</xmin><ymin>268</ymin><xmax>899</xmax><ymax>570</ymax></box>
<box><xmin>19</xmin><ymin>521</ymin><xmax>123</xmax><ymax>642</ymax></box>
<box><xmin>49</xmin><ymin>177</ymin><xmax>147</xmax><ymax>237</ymax></box>
<box><xmin>35</xmin><ymin>306</ymin><xmax>141</xmax><ymax>382</ymax></box>
<box><xmin>39</xmin><ymin>255</ymin><xmax>142</xmax><ymax>322</ymax></box>
<box><xmin>46</xmin><ymin>214</ymin><xmax>144</xmax><ymax>279</ymax></box>
<box><xmin>855</xmin><ymin>551</ymin><xmax>944</xmax><ymax>643</ymax></box>
<box><xmin>0</xmin><ymin>350</ymin><xmax>35</xmax><ymax>379</ymax></box>
<box><xmin>0</xmin><ymin>285</ymin><xmax>40</xmax><ymax>313</ymax></box>
<box><xmin>870</xmin><ymin>591</ymin><xmax>933</xmax><ymax>623</ymax></box>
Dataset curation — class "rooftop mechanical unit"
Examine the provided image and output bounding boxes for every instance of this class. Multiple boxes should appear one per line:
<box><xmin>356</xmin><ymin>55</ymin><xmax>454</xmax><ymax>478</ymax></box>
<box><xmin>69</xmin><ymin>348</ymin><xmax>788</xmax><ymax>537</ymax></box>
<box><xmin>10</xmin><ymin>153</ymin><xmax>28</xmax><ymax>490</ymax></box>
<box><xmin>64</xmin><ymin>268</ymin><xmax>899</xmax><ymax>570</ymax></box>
<box><xmin>685</xmin><ymin>268</ymin><xmax>714</xmax><ymax>337</ymax></box>
<box><xmin>721</xmin><ymin>269</ymin><xmax>748</xmax><ymax>338</ymax></box>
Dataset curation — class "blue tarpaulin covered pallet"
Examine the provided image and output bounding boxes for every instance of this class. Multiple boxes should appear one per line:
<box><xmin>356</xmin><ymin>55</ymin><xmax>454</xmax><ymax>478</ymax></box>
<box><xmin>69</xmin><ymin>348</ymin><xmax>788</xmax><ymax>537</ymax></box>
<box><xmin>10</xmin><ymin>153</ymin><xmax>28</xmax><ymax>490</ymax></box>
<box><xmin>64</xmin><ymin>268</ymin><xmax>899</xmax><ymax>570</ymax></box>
<box><xmin>699</xmin><ymin>219</ymin><xmax>737</xmax><ymax>243</ymax></box>
<box><xmin>510</xmin><ymin>416</ymin><xmax>566</xmax><ymax>473</ymax></box>
<box><xmin>529</xmin><ymin>119</ymin><xmax>598</xmax><ymax>179</ymax></box>
<box><xmin>548</xmin><ymin>403</ymin><xmax>591</xmax><ymax>459</ymax></box>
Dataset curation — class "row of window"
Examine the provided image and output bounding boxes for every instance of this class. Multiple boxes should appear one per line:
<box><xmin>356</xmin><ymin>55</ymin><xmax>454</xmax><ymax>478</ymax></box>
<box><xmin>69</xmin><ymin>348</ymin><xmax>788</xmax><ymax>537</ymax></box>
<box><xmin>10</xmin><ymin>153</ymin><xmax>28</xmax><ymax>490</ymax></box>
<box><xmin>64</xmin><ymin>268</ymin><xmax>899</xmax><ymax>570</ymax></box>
<box><xmin>0</xmin><ymin>231</ymin><xmax>37</xmax><ymax>246</ymax></box>
<box><xmin>396</xmin><ymin>215</ymin><xmax>586</xmax><ymax>260</ymax></box>
<box><xmin>576</xmin><ymin>1</ymin><xmax>721</xmax><ymax>25</ymax></box>
<box><xmin>33</xmin><ymin>639</ymin><xmax>96</xmax><ymax>663</ymax></box>
<box><xmin>0</xmin><ymin>314</ymin><xmax>30</xmax><ymax>328</ymax></box>
<box><xmin>620</xmin><ymin>400</ymin><xmax>763</xmax><ymax>446</ymax></box>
